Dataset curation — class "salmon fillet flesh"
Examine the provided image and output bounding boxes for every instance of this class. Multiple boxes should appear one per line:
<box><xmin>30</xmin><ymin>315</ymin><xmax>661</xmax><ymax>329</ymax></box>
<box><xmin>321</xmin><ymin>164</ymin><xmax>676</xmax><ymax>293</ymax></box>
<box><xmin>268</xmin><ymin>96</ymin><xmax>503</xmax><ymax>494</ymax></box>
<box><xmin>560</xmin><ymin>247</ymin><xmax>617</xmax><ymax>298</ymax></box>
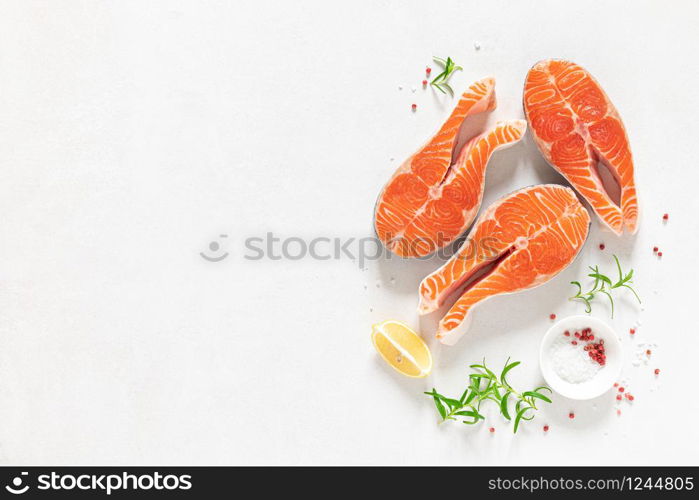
<box><xmin>374</xmin><ymin>78</ymin><xmax>527</xmax><ymax>257</ymax></box>
<box><xmin>419</xmin><ymin>184</ymin><xmax>590</xmax><ymax>345</ymax></box>
<box><xmin>524</xmin><ymin>59</ymin><xmax>638</xmax><ymax>235</ymax></box>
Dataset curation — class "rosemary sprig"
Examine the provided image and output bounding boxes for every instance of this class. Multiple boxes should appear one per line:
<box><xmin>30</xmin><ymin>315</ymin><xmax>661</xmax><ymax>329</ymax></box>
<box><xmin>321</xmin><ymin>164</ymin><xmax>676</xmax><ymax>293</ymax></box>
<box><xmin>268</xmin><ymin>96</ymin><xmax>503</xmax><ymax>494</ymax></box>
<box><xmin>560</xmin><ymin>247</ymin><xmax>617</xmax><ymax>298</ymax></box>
<box><xmin>424</xmin><ymin>358</ymin><xmax>551</xmax><ymax>433</ymax></box>
<box><xmin>430</xmin><ymin>56</ymin><xmax>463</xmax><ymax>96</ymax></box>
<box><xmin>569</xmin><ymin>254</ymin><xmax>641</xmax><ymax>317</ymax></box>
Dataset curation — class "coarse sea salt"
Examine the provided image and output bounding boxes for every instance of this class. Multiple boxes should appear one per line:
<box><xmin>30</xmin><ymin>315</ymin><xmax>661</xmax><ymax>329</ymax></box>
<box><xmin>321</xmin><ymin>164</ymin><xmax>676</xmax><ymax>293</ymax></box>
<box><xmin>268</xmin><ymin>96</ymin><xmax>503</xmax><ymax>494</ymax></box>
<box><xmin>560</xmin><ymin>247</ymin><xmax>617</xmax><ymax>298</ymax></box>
<box><xmin>549</xmin><ymin>334</ymin><xmax>602</xmax><ymax>383</ymax></box>
<box><xmin>631</xmin><ymin>341</ymin><xmax>657</xmax><ymax>367</ymax></box>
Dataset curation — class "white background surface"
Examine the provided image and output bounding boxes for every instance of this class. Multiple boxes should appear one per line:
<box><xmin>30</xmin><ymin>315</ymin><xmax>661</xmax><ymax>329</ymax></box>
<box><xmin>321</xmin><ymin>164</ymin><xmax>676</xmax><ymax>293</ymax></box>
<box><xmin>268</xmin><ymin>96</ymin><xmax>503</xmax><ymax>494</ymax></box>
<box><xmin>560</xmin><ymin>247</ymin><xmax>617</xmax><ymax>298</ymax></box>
<box><xmin>0</xmin><ymin>0</ymin><xmax>698</xmax><ymax>465</ymax></box>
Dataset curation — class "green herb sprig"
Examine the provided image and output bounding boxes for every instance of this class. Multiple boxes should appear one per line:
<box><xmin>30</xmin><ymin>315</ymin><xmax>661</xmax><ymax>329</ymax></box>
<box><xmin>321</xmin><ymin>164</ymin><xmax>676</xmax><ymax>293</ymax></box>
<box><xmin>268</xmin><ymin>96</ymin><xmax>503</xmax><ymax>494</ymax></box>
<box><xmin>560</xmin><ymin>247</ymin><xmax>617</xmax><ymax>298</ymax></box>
<box><xmin>424</xmin><ymin>358</ymin><xmax>551</xmax><ymax>433</ymax></box>
<box><xmin>430</xmin><ymin>56</ymin><xmax>463</xmax><ymax>96</ymax></box>
<box><xmin>570</xmin><ymin>254</ymin><xmax>641</xmax><ymax>317</ymax></box>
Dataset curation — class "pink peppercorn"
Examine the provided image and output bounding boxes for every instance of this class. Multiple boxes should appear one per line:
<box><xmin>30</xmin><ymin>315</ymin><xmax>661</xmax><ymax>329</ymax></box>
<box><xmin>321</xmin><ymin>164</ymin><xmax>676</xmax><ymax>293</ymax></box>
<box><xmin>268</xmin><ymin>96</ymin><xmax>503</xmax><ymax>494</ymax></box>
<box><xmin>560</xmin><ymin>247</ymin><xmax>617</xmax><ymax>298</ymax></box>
<box><xmin>569</xmin><ymin>412</ymin><xmax>575</xmax><ymax>419</ymax></box>
<box><xmin>550</xmin><ymin>313</ymin><xmax>556</xmax><ymax>320</ymax></box>
<box><xmin>599</xmin><ymin>243</ymin><xmax>605</xmax><ymax>250</ymax></box>
<box><xmin>543</xmin><ymin>425</ymin><xmax>549</xmax><ymax>432</ymax></box>
<box><xmin>489</xmin><ymin>427</ymin><xmax>495</xmax><ymax>433</ymax></box>
<box><xmin>654</xmin><ymin>368</ymin><xmax>660</xmax><ymax>375</ymax></box>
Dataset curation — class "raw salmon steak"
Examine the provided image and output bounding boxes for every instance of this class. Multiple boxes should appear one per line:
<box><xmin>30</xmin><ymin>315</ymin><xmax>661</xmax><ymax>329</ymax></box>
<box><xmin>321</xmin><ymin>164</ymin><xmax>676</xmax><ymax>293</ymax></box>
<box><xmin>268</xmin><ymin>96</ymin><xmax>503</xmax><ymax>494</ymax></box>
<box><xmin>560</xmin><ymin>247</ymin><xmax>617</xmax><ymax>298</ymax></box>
<box><xmin>374</xmin><ymin>78</ymin><xmax>527</xmax><ymax>257</ymax></box>
<box><xmin>418</xmin><ymin>184</ymin><xmax>590</xmax><ymax>345</ymax></box>
<box><xmin>524</xmin><ymin>59</ymin><xmax>638</xmax><ymax>235</ymax></box>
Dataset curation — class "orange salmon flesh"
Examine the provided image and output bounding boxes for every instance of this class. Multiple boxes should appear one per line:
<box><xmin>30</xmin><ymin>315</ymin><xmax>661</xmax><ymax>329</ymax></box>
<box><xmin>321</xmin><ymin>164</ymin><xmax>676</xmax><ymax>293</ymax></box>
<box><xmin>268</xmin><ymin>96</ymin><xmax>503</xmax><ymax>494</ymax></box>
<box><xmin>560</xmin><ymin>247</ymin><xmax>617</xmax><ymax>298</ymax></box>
<box><xmin>524</xmin><ymin>59</ymin><xmax>638</xmax><ymax>235</ymax></box>
<box><xmin>419</xmin><ymin>184</ymin><xmax>590</xmax><ymax>345</ymax></box>
<box><xmin>374</xmin><ymin>78</ymin><xmax>526</xmax><ymax>257</ymax></box>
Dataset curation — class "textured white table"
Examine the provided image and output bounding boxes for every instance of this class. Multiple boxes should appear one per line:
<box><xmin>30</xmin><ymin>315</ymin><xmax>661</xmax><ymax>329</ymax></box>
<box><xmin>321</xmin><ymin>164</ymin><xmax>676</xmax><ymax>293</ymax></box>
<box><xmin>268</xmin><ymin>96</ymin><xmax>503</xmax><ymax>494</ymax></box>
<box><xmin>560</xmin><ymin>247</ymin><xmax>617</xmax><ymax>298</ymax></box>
<box><xmin>0</xmin><ymin>0</ymin><xmax>697</xmax><ymax>465</ymax></box>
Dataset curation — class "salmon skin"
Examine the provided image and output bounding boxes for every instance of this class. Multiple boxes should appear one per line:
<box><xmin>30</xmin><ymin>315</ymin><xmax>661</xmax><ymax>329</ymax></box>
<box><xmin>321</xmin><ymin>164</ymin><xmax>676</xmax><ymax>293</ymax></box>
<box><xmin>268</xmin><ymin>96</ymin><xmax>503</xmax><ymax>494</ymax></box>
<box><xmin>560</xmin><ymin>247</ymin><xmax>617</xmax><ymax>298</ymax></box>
<box><xmin>418</xmin><ymin>184</ymin><xmax>590</xmax><ymax>345</ymax></box>
<box><xmin>524</xmin><ymin>59</ymin><xmax>638</xmax><ymax>235</ymax></box>
<box><xmin>374</xmin><ymin>78</ymin><xmax>526</xmax><ymax>258</ymax></box>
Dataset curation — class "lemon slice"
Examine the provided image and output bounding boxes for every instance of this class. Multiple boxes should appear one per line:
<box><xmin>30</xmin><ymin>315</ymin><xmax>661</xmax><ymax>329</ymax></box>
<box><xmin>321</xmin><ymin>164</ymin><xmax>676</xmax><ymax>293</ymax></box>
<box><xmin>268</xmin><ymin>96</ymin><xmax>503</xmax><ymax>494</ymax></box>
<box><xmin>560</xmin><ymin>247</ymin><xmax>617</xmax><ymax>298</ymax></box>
<box><xmin>371</xmin><ymin>320</ymin><xmax>432</xmax><ymax>378</ymax></box>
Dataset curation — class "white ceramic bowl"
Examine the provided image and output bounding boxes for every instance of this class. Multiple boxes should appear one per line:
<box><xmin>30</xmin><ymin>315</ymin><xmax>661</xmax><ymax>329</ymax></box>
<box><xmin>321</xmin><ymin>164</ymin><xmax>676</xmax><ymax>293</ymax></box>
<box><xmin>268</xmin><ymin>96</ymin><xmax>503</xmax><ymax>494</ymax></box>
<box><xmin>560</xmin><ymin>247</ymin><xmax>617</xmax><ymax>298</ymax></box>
<box><xmin>539</xmin><ymin>315</ymin><xmax>623</xmax><ymax>400</ymax></box>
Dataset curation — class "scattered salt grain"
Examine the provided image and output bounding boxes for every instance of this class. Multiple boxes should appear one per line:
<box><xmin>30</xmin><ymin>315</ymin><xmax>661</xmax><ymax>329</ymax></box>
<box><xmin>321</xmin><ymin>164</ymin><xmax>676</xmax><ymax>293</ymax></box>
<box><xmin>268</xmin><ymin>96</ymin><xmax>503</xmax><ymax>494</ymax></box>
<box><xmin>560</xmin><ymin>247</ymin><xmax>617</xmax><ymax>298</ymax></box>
<box><xmin>549</xmin><ymin>335</ymin><xmax>602</xmax><ymax>383</ymax></box>
<box><xmin>632</xmin><ymin>341</ymin><xmax>657</xmax><ymax>367</ymax></box>
<box><xmin>474</xmin><ymin>41</ymin><xmax>481</xmax><ymax>50</ymax></box>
